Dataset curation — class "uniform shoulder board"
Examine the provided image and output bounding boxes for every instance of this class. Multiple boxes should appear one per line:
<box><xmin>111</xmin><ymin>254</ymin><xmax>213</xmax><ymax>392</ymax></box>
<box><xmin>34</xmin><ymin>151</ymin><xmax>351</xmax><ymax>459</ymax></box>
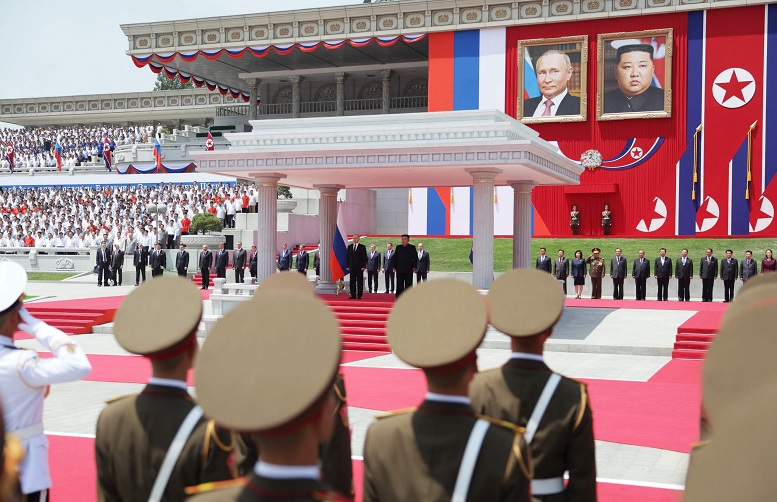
<box><xmin>475</xmin><ymin>414</ymin><xmax>525</xmax><ymax>435</ymax></box>
<box><xmin>104</xmin><ymin>393</ymin><xmax>135</xmax><ymax>405</ymax></box>
<box><xmin>312</xmin><ymin>490</ymin><xmax>353</xmax><ymax>501</ymax></box>
<box><xmin>184</xmin><ymin>477</ymin><xmax>247</xmax><ymax>495</ymax></box>
<box><xmin>374</xmin><ymin>407</ymin><xmax>416</xmax><ymax>420</ymax></box>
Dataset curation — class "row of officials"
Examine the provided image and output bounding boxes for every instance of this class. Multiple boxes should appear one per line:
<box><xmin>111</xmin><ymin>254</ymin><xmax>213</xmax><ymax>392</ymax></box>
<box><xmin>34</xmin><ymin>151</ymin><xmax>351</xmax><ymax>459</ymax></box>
<box><xmin>0</xmin><ymin>262</ymin><xmax>595</xmax><ymax>501</ymax></box>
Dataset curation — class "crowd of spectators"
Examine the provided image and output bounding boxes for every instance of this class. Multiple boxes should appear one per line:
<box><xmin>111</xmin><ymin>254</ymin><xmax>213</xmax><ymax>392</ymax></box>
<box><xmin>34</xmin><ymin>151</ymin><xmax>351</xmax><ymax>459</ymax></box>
<box><xmin>0</xmin><ymin>125</ymin><xmax>155</xmax><ymax>170</ymax></box>
<box><xmin>0</xmin><ymin>181</ymin><xmax>258</xmax><ymax>251</ymax></box>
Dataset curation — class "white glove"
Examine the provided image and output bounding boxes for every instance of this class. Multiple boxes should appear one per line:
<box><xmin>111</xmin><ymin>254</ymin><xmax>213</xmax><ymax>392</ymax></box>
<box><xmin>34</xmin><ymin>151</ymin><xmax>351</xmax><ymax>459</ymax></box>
<box><xmin>18</xmin><ymin>307</ymin><xmax>43</xmax><ymax>335</ymax></box>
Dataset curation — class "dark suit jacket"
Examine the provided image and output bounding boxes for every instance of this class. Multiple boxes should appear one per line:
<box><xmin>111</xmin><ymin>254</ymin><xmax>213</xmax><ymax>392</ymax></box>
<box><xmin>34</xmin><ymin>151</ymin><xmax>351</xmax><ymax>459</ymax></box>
<box><xmin>654</xmin><ymin>256</ymin><xmax>673</xmax><ymax>279</ymax></box>
<box><xmin>611</xmin><ymin>257</ymin><xmax>627</xmax><ymax>278</ymax></box>
<box><xmin>96</xmin><ymin>247</ymin><xmax>111</xmax><ymax>268</ymax></box>
<box><xmin>524</xmin><ymin>92</ymin><xmax>581</xmax><ymax>117</ymax></box>
<box><xmin>603</xmin><ymin>85</ymin><xmax>665</xmax><ymax>114</ymax></box>
<box><xmin>553</xmin><ymin>257</ymin><xmax>569</xmax><ymax>279</ymax></box>
<box><xmin>416</xmin><ymin>251</ymin><xmax>430</xmax><ymax>274</ymax></box>
<box><xmin>249</xmin><ymin>252</ymin><xmax>258</xmax><ymax>275</ymax></box>
<box><xmin>150</xmin><ymin>249</ymin><xmax>166</xmax><ymax>270</ymax></box>
<box><xmin>700</xmin><ymin>256</ymin><xmax>718</xmax><ymax>279</ymax></box>
<box><xmin>676</xmin><ymin>257</ymin><xmax>693</xmax><ymax>278</ymax></box>
<box><xmin>393</xmin><ymin>244</ymin><xmax>417</xmax><ymax>274</ymax></box>
<box><xmin>740</xmin><ymin>259</ymin><xmax>758</xmax><ymax>280</ymax></box>
<box><xmin>214</xmin><ymin>249</ymin><xmax>229</xmax><ymax>269</ymax></box>
<box><xmin>383</xmin><ymin>249</ymin><xmax>395</xmax><ymax>271</ymax></box>
<box><xmin>632</xmin><ymin>258</ymin><xmax>651</xmax><ymax>279</ymax></box>
<box><xmin>111</xmin><ymin>249</ymin><xmax>124</xmax><ymax>269</ymax></box>
<box><xmin>295</xmin><ymin>251</ymin><xmax>309</xmax><ymax>272</ymax></box>
<box><xmin>536</xmin><ymin>255</ymin><xmax>552</xmax><ymax>273</ymax></box>
<box><xmin>199</xmin><ymin>250</ymin><xmax>213</xmax><ymax>270</ymax></box>
<box><xmin>175</xmin><ymin>250</ymin><xmax>189</xmax><ymax>269</ymax></box>
<box><xmin>346</xmin><ymin>243</ymin><xmax>367</xmax><ymax>273</ymax></box>
<box><xmin>277</xmin><ymin>249</ymin><xmax>292</xmax><ymax>270</ymax></box>
<box><xmin>233</xmin><ymin>248</ymin><xmax>247</xmax><ymax>269</ymax></box>
<box><xmin>720</xmin><ymin>258</ymin><xmax>738</xmax><ymax>280</ymax></box>
<box><xmin>366</xmin><ymin>251</ymin><xmax>381</xmax><ymax>272</ymax></box>
<box><xmin>363</xmin><ymin>400</ymin><xmax>531</xmax><ymax>502</ymax></box>
<box><xmin>133</xmin><ymin>248</ymin><xmax>147</xmax><ymax>267</ymax></box>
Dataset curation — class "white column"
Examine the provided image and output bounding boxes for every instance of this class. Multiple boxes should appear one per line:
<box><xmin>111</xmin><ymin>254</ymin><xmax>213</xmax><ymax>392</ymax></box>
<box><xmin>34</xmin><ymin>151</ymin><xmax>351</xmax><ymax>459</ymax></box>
<box><xmin>314</xmin><ymin>184</ymin><xmax>344</xmax><ymax>295</ymax></box>
<box><xmin>509</xmin><ymin>181</ymin><xmax>536</xmax><ymax>269</ymax></box>
<box><xmin>251</xmin><ymin>173</ymin><xmax>286</xmax><ymax>284</ymax></box>
<box><xmin>467</xmin><ymin>168</ymin><xmax>501</xmax><ymax>289</ymax></box>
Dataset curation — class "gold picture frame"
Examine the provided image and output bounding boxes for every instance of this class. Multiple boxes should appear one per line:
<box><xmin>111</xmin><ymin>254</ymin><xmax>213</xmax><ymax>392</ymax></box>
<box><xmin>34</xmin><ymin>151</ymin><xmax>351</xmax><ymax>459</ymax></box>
<box><xmin>597</xmin><ymin>29</ymin><xmax>673</xmax><ymax>121</ymax></box>
<box><xmin>517</xmin><ymin>36</ymin><xmax>588</xmax><ymax>123</ymax></box>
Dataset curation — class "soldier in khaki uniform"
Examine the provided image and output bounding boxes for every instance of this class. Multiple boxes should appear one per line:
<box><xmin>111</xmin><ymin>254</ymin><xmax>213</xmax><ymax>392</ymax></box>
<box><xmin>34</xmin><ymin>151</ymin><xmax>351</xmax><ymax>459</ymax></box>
<box><xmin>187</xmin><ymin>288</ymin><xmax>350</xmax><ymax>501</ymax></box>
<box><xmin>685</xmin><ymin>282</ymin><xmax>777</xmax><ymax>500</ymax></box>
<box><xmin>363</xmin><ymin>279</ymin><xmax>532</xmax><ymax>502</ymax></box>
<box><xmin>470</xmin><ymin>269</ymin><xmax>597</xmax><ymax>502</ymax></box>
<box><xmin>95</xmin><ymin>278</ymin><xmax>236</xmax><ymax>502</ymax></box>
<box><xmin>585</xmin><ymin>247</ymin><xmax>606</xmax><ymax>299</ymax></box>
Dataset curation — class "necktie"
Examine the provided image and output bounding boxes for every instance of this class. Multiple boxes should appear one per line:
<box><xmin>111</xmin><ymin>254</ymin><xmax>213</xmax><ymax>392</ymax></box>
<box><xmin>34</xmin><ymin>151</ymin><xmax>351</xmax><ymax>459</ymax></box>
<box><xmin>542</xmin><ymin>100</ymin><xmax>553</xmax><ymax>116</ymax></box>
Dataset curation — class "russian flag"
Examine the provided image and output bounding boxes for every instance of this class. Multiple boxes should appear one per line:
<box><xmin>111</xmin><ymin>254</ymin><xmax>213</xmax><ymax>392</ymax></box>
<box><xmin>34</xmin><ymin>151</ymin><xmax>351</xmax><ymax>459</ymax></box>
<box><xmin>103</xmin><ymin>136</ymin><xmax>112</xmax><ymax>172</ymax></box>
<box><xmin>154</xmin><ymin>138</ymin><xmax>163</xmax><ymax>173</ymax></box>
<box><xmin>523</xmin><ymin>47</ymin><xmax>541</xmax><ymax>100</ymax></box>
<box><xmin>330</xmin><ymin>203</ymin><xmax>348</xmax><ymax>282</ymax></box>
<box><xmin>54</xmin><ymin>138</ymin><xmax>63</xmax><ymax>171</ymax></box>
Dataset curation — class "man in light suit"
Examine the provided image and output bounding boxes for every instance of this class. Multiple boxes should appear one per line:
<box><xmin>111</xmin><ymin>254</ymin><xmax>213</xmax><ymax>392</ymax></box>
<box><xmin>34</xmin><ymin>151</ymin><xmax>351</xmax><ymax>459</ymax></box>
<box><xmin>277</xmin><ymin>242</ymin><xmax>292</xmax><ymax>271</ymax></box>
<box><xmin>294</xmin><ymin>245</ymin><xmax>309</xmax><ymax>276</ymax></box>
<box><xmin>552</xmin><ymin>249</ymin><xmax>569</xmax><ymax>295</ymax></box>
<box><xmin>366</xmin><ymin>244</ymin><xmax>381</xmax><ymax>293</ymax></box>
<box><xmin>150</xmin><ymin>242</ymin><xmax>166</xmax><ymax>278</ymax></box>
<box><xmin>654</xmin><ymin>248</ymin><xmax>672</xmax><ymax>301</ymax></box>
<box><xmin>199</xmin><ymin>244</ymin><xmax>213</xmax><ymax>290</ymax></box>
<box><xmin>416</xmin><ymin>243</ymin><xmax>430</xmax><ymax>283</ymax></box>
<box><xmin>346</xmin><ymin>234</ymin><xmax>368</xmax><ymax>299</ymax></box>
<box><xmin>720</xmin><ymin>249</ymin><xmax>738</xmax><ymax>302</ymax></box>
<box><xmin>700</xmin><ymin>248</ymin><xmax>718</xmax><ymax>302</ymax></box>
<box><xmin>382</xmin><ymin>243</ymin><xmax>395</xmax><ymax>294</ymax></box>
<box><xmin>175</xmin><ymin>244</ymin><xmax>189</xmax><ymax>277</ymax></box>
<box><xmin>675</xmin><ymin>248</ymin><xmax>693</xmax><ymax>301</ymax></box>
<box><xmin>536</xmin><ymin>247</ymin><xmax>552</xmax><ymax>273</ymax></box>
<box><xmin>214</xmin><ymin>243</ymin><xmax>228</xmax><ymax>279</ymax></box>
<box><xmin>233</xmin><ymin>242</ymin><xmax>247</xmax><ymax>283</ymax></box>
<box><xmin>632</xmin><ymin>250</ymin><xmax>651</xmax><ymax>301</ymax></box>
<box><xmin>523</xmin><ymin>50</ymin><xmax>581</xmax><ymax>118</ymax></box>
<box><xmin>610</xmin><ymin>248</ymin><xmax>627</xmax><ymax>300</ymax></box>
<box><xmin>740</xmin><ymin>250</ymin><xmax>758</xmax><ymax>284</ymax></box>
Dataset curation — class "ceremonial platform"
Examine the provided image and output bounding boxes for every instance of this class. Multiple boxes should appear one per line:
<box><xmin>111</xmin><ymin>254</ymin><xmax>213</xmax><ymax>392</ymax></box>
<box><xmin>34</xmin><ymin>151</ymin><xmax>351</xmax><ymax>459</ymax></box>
<box><xmin>11</xmin><ymin>273</ymin><xmax>719</xmax><ymax>501</ymax></box>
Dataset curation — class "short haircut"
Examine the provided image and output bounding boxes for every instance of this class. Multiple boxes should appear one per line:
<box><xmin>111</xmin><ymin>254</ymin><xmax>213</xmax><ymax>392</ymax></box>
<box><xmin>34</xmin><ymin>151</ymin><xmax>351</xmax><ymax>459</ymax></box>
<box><xmin>401</xmin><ymin>234</ymin><xmax>410</xmax><ymax>239</ymax></box>
<box><xmin>725</xmin><ymin>249</ymin><xmax>733</xmax><ymax>254</ymax></box>
<box><xmin>574</xmin><ymin>249</ymin><xmax>583</xmax><ymax>257</ymax></box>
<box><xmin>616</xmin><ymin>43</ymin><xmax>654</xmax><ymax>62</ymax></box>
<box><xmin>537</xmin><ymin>50</ymin><xmax>572</xmax><ymax>71</ymax></box>
<box><xmin>659</xmin><ymin>248</ymin><xmax>667</xmax><ymax>252</ymax></box>
<box><xmin>682</xmin><ymin>248</ymin><xmax>689</xmax><ymax>253</ymax></box>
<box><xmin>745</xmin><ymin>250</ymin><xmax>753</xmax><ymax>254</ymax></box>
<box><xmin>615</xmin><ymin>248</ymin><xmax>622</xmax><ymax>252</ymax></box>
<box><xmin>707</xmin><ymin>248</ymin><xmax>713</xmax><ymax>253</ymax></box>
<box><xmin>540</xmin><ymin>247</ymin><xmax>546</xmax><ymax>252</ymax></box>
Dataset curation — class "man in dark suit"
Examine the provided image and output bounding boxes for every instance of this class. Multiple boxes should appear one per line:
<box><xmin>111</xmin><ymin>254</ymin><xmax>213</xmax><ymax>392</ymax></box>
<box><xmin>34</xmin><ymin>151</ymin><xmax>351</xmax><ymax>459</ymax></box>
<box><xmin>700</xmin><ymin>248</ymin><xmax>718</xmax><ymax>302</ymax></box>
<box><xmin>233</xmin><ymin>242</ymin><xmax>247</xmax><ymax>283</ymax></box>
<box><xmin>277</xmin><ymin>242</ymin><xmax>292</xmax><ymax>271</ymax></box>
<box><xmin>610</xmin><ymin>248</ymin><xmax>627</xmax><ymax>300</ymax></box>
<box><xmin>720</xmin><ymin>249</ymin><xmax>738</xmax><ymax>302</ymax></box>
<box><xmin>150</xmin><ymin>242</ymin><xmax>166</xmax><ymax>278</ymax></box>
<box><xmin>111</xmin><ymin>243</ymin><xmax>124</xmax><ymax>286</ymax></box>
<box><xmin>294</xmin><ymin>245</ymin><xmax>309</xmax><ymax>275</ymax></box>
<box><xmin>393</xmin><ymin>234</ymin><xmax>417</xmax><ymax>298</ymax></box>
<box><xmin>214</xmin><ymin>243</ymin><xmax>228</xmax><ymax>279</ymax></box>
<box><xmin>415</xmin><ymin>243</ymin><xmax>430</xmax><ymax>283</ymax></box>
<box><xmin>654</xmin><ymin>248</ymin><xmax>672</xmax><ymax>301</ymax></box>
<box><xmin>604</xmin><ymin>44</ymin><xmax>665</xmax><ymax>114</ymax></box>
<box><xmin>175</xmin><ymin>244</ymin><xmax>189</xmax><ymax>277</ymax></box>
<box><xmin>133</xmin><ymin>242</ymin><xmax>147</xmax><ymax>286</ymax></box>
<box><xmin>366</xmin><ymin>244</ymin><xmax>381</xmax><ymax>293</ymax></box>
<box><xmin>675</xmin><ymin>248</ymin><xmax>693</xmax><ymax>301</ymax></box>
<box><xmin>248</xmin><ymin>245</ymin><xmax>258</xmax><ymax>283</ymax></box>
<box><xmin>199</xmin><ymin>244</ymin><xmax>212</xmax><ymax>290</ymax></box>
<box><xmin>382</xmin><ymin>243</ymin><xmax>395</xmax><ymax>294</ymax></box>
<box><xmin>740</xmin><ymin>250</ymin><xmax>758</xmax><ymax>284</ymax></box>
<box><xmin>523</xmin><ymin>50</ymin><xmax>581</xmax><ymax>118</ymax></box>
<box><xmin>632</xmin><ymin>250</ymin><xmax>651</xmax><ymax>301</ymax></box>
<box><xmin>536</xmin><ymin>247</ymin><xmax>552</xmax><ymax>273</ymax></box>
<box><xmin>553</xmin><ymin>249</ymin><xmax>569</xmax><ymax>295</ymax></box>
<box><xmin>96</xmin><ymin>241</ymin><xmax>111</xmax><ymax>287</ymax></box>
<box><xmin>346</xmin><ymin>234</ymin><xmax>368</xmax><ymax>299</ymax></box>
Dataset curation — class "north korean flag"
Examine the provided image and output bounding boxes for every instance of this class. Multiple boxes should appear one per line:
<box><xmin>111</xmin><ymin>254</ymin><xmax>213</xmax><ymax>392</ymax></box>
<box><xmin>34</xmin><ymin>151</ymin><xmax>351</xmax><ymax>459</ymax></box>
<box><xmin>5</xmin><ymin>140</ymin><xmax>13</xmax><ymax>173</ymax></box>
<box><xmin>103</xmin><ymin>136</ymin><xmax>112</xmax><ymax>172</ymax></box>
<box><xmin>206</xmin><ymin>128</ymin><xmax>215</xmax><ymax>151</ymax></box>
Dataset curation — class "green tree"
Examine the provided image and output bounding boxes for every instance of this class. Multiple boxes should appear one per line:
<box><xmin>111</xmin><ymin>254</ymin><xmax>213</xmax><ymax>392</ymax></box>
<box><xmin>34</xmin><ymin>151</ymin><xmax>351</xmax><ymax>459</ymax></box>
<box><xmin>277</xmin><ymin>185</ymin><xmax>293</xmax><ymax>199</ymax></box>
<box><xmin>153</xmin><ymin>73</ymin><xmax>194</xmax><ymax>91</ymax></box>
<box><xmin>189</xmin><ymin>213</ymin><xmax>223</xmax><ymax>234</ymax></box>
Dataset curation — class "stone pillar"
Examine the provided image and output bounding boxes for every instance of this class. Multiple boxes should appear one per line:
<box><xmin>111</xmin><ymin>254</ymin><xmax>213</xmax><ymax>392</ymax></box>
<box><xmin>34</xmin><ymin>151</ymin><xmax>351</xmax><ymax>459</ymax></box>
<box><xmin>289</xmin><ymin>75</ymin><xmax>303</xmax><ymax>118</ymax></box>
<box><xmin>380</xmin><ymin>70</ymin><xmax>393</xmax><ymax>114</ymax></box>
<box><xmin>247</xmin><ymin>78</ymin><xmax>259</xmax><ymax>120</ymax></box>
<box><xmin>314</xmin><ymin>184</ymin><xmax>344</xmax><ymax>295</ymax></box>
<box><xmin>335</xmin><ymin>72</ymin><xmax>348</xmax><ymax>116</ymax></box>
<box><xmin>467</xmin><ymin>168</ymin><xmax>502</xmax><ymax>289</ymax></box>
<box><xmin>509</xmin><ymin>181</ymin><xmax>536</xmax><ymax>269</ymax></box>
<box><xmin>251</xmin><ymin>173</ymin><xmax>286</xmax><ymax>284</ymax></box>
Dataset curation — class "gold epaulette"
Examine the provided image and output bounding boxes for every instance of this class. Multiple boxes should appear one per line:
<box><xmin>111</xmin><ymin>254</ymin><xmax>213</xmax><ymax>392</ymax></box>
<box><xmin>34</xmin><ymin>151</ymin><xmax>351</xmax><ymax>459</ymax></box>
<box><xmin>201</xmin><ymin>419</ymin><xmax>236</xmax><ymax>469</ymax></box>
<box><xmin>104</xmin><ymin>393</ymin><xmax>135</xmax><ymax>405</ymax></box>
<box><xmin>374</xmin><ymin>407</ymin><xmax>416</xmax><ymax>419</ymax></box>
<box><xmin>184</xmin><ymin>477</ymin><xmax>247</xmax><ymax>495</ymax></box>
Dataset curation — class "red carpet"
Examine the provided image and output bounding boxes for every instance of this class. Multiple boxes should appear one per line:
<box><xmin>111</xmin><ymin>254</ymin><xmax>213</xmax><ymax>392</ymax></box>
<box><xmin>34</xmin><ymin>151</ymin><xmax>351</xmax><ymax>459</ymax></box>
<box><xmin>673</xmin><ymin>310</ymin><xmax>725</xmax><ymax>359</ymax></box>
<box><xmin>341</xmin><ymin>366</ymin><xmax>426</xmax><ymax>411</ymax></box>
<box><xmin>48</xmin><ymin>434</ymin><xmax>96</xmax><ymax>502</ymax></box>
<box><xmin>648</xmin><ymin>359</ymin><xmax>703</xmax><ymax>385</ymax></box>
<box><xmin>567</xmin><ymin>297</ymin><xmax>728</xmax><ymax>311</ymax></box>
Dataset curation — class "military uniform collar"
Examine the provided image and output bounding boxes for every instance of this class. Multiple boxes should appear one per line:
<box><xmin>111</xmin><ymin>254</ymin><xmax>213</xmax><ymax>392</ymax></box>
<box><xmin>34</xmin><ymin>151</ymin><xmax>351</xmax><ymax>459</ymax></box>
<box><xmin>148</xmin><ymin>376</ymin><xmax>188</xmax><ymax>391</ymax></box>
<box><xmin>425</xmin><ymin>392</ymin><xmax>471</xmax><ymax>405</ymax></box>
<box><xmin>418</xmin><ymin>399</ymin><xmax>476</xmax><ymax>416</ymax></box>
<box><xmin>254</xmin><ymin>460</ymin><xmax>321</xmax><ymax>480</ymax></box>
<box><xmin>0</xmin><ymin>334</ymin><xmax>15</xmax><ymax>348</ymax></box>
<box><xmin>510</xmin><ymin>352</ymin><xmax>544</xmax><ymax>363</ymax></box>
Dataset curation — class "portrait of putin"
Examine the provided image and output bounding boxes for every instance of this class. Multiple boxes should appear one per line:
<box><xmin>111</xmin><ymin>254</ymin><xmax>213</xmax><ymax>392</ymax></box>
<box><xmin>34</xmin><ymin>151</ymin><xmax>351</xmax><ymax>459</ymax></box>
<box><xmin>524</xmin><ymin>50</ymin><xmax>582</xmax><ymax>117</ymax></box>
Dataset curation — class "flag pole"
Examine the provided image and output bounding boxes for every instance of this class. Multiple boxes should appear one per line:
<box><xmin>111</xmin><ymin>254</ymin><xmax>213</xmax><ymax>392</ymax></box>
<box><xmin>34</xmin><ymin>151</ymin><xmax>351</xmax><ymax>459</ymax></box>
<box><xmin>692</xmin><ymin>123</ymin><xmax>702</xmax><ymax>201</ymax></box>
<box><xmin>746</xmin><ymin>121</ymin><xmax>757</xmax><ymax>200</ymax></box>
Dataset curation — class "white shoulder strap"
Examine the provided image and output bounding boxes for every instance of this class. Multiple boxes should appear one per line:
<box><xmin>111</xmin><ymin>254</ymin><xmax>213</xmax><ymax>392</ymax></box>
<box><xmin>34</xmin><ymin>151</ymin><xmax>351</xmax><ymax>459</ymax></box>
<box><xmin>524</xmin><ymin>373</ymin><xmax>562</xmax><ymax>445</ymax></box>
<box><xmin>148</xmin><ymin>405</ymin><xmax>204</xmax><ymax>502</ymax></box>
<box><xmin>452</xmin><ymin>418</ymin><xmax>490</xmax><ymax>502</ymax></box>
